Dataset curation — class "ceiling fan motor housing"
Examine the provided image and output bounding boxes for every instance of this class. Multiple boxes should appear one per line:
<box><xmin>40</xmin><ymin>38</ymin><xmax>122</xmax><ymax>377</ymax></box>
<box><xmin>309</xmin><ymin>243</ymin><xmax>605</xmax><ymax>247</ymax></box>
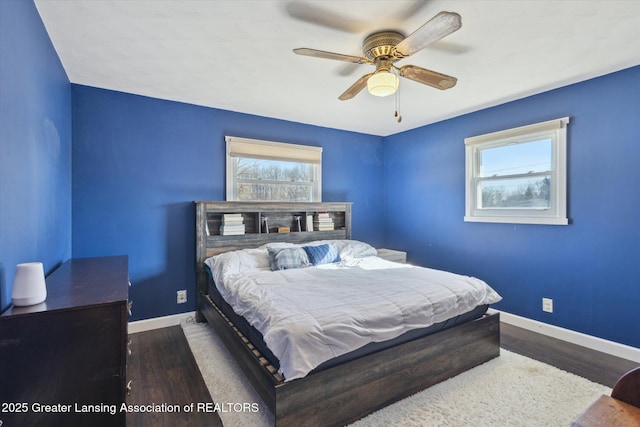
<box><xmin>363</xmin><ymin>31</ymin><xmax>405</xmax><ymax>62</ymax></box>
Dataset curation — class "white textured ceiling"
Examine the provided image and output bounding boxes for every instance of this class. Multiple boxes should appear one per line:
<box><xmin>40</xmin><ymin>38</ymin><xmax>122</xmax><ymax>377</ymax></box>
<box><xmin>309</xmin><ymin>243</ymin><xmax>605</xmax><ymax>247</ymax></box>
<box><xmin>35</xmin><ymin>0</ymin><xmax>640</xmax><ymax>136</ymax></box>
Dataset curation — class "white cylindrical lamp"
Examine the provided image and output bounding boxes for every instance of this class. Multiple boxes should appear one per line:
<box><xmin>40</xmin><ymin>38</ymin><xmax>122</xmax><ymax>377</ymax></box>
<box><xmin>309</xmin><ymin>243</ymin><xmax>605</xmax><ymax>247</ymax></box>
<box><xmin>11</xmin><ymin>262</ymin><xmax>47</xmax><ymax>306</ymax></box>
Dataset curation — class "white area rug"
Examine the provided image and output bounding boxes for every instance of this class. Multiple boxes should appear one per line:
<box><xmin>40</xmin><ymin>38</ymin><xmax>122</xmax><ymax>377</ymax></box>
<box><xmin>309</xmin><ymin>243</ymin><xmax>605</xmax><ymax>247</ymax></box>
<box><xmin>182</xmin><ymin>319</ymin><xmax>610</xmax><ymax>427</ymax></box>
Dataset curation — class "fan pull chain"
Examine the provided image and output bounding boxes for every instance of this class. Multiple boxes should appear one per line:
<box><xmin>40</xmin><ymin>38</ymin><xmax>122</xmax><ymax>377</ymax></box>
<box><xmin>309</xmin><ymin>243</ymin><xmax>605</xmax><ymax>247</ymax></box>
<box><xmin>394</xmin><ymin>80</ymin><xmax>402</xmax><ymax>123</ymax></box>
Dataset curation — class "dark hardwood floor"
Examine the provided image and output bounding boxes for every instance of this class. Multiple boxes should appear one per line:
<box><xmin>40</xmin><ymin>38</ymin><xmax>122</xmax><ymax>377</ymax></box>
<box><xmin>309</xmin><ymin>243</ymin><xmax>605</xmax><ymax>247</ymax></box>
<box><xmin>127</xmin><ymin>322</ymin><xmax>638</xmax><ymax>427</ymax></box>
<box><xmin>126</xmin><ymin>326</ymin><xmax>223</xmax><ymax>427</ymax></box>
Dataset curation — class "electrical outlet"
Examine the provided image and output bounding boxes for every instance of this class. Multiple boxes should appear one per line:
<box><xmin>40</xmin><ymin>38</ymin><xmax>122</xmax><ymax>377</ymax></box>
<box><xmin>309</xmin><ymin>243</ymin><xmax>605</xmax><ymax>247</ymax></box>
<box><xmin>542</xmin><ymin>297</ymin><xmax>553</xmax><ymax>313</ymax></box>
<box><xmin>177</xmin><ymin>290</ymin><xmax>187</xmax><ymax>304</ymax></box>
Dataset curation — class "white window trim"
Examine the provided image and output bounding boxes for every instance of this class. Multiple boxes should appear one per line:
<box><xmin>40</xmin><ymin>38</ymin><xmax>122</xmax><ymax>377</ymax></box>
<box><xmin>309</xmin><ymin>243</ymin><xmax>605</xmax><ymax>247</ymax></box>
<box><xmin>225</xmin><ymin>136</ymin><xmax>322</xmax><ymax>202</ymax></box>
<box><xmin>464</xmin><ymin>118</ymin><xmax>569</xmax><ymax>225</ymax></box>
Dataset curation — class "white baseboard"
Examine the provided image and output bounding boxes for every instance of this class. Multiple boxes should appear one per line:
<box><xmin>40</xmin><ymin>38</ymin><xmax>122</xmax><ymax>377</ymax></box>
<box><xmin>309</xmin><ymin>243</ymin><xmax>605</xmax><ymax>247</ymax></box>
<box><xmin>128</xmin><ymin>311</ymin><xmax>196</xmax><ymax>334</ymax></box>
<box><xmin>491</xmin><ymin>309</ymin><xmax>640</xmax><ymax>363</ymax></box>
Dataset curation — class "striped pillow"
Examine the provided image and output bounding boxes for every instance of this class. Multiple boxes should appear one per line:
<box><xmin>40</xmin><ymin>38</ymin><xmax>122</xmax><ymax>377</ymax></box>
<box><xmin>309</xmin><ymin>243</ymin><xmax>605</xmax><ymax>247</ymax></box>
<box><xmin>268</xmin><ymin>247</ymin><xmax>310</xmax><ymax>271</ymax></box>
<box><xmin>303</xmin><ymin>244</ymin><xmax>341</xmax><ymax>266</ymax></box>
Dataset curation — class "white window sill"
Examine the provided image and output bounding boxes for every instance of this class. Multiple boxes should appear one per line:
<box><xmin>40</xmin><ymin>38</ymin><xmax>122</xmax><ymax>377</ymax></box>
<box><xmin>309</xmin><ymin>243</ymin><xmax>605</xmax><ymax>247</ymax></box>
<box><xmin>464</xmin><ymin>215</ymin><xmax>568</xmax><ymax>225</ymax></box>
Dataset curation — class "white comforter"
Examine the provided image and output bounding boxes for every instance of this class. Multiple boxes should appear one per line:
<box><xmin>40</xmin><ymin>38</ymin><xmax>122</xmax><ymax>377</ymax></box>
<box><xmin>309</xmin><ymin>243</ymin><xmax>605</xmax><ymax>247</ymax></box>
<box><xmin>208</xmin><ymin>244</ymin><xmax>501</xmax><ymax>381</ymax></box>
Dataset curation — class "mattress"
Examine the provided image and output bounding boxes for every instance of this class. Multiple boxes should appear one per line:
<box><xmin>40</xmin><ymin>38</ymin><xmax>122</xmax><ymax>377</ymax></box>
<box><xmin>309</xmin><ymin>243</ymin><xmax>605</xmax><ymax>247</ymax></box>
<box><xmin>205</xmin><ymin>240</ymin><xmax>502</xmax><ymax>381</ymax></box>
<box><xmin>208</xmin><ymin>280</ymin><xmax>489</xmax><ymax>374</ymax></box>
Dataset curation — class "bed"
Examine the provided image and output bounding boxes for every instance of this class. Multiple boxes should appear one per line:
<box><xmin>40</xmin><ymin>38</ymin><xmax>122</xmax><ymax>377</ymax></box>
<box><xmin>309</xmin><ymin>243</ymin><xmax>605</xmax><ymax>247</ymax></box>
<box><xmin>195</xmin><ymin>201</ymin><xmax>501</xmax><ymax>426</ymax></box>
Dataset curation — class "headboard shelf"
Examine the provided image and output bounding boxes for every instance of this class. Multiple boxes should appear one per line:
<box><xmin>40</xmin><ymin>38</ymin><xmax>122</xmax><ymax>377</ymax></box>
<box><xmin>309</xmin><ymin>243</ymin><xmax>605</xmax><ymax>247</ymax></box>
<box><xmin>195</xmin><ymin>201</ymin><xmax>352</xmax><ymax>267</ymax></box>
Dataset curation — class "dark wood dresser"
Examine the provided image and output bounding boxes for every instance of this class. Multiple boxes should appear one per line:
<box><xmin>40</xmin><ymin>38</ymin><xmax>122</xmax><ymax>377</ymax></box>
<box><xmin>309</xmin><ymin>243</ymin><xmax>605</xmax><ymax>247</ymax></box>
<box><xmin>0</xmin><ymin>256</ymin><xmax>129</xmax><ymax>426</ymax></box>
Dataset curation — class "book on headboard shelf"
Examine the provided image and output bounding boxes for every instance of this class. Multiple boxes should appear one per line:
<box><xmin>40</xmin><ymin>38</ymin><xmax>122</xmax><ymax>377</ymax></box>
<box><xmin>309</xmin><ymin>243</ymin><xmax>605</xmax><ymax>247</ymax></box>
<box><xmin>314</xmin><ymin>212</ymin><xmax>334</xmax><ymax>231</ymax></box>
<box><xmin>220</xmin><ymin>213</ymin><xmax>245</xmax><ymax>235</ymax></box>
<box><xmin>220</xmin><ymin>224</ymin><xmax>245</xmax><ymax>235</ymax></box>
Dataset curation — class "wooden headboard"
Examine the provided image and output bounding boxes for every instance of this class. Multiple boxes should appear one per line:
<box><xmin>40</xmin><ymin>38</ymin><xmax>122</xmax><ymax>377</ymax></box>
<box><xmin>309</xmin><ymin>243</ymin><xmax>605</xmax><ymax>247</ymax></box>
<box><xmin>194</xmin><ymin>201</ymin><xmax>352</xmax><ymax>294</ymax></box>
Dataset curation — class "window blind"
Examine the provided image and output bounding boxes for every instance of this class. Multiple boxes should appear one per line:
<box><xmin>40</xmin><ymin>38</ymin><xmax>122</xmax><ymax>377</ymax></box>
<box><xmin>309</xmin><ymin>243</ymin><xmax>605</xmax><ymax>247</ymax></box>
<box><xmin>226</xmin><ymin>136</ymin><xmax>322</xmax><ymax>164</ymax></box>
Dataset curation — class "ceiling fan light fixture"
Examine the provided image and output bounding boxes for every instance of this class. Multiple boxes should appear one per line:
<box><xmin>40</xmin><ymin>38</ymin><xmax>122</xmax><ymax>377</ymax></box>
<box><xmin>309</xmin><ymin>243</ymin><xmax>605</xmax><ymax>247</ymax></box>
<box><xmin>367</xmin><ymin>70</ymin><xmax>399</xmax><ymax>97</ymax></box>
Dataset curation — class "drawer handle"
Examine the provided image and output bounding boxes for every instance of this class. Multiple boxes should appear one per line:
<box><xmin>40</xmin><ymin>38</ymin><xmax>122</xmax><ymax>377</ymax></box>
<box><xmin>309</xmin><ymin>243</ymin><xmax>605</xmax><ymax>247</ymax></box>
<box><xmin>126</xmin><ymin>380</ymin><xmax>132</xmax><ymax>396</ymax></box>
<box><xmin>127</xmin><ymin>301</ymin><xmax>133</xmax><ymax>317</ymax></box>
<box><xmin>127</xmin><ymin>338</ymin><xmax>132</xmax><ymax>356</ymax></box>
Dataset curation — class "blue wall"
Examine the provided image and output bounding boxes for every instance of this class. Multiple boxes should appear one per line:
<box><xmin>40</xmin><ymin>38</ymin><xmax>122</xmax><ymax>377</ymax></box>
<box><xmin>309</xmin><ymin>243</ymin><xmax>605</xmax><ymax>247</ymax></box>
<box><xmin>0</xmin><ymin>0</ymin><xmax>72</xmax><ymax>311</ymax></box>
<box><xmin>384</xmin><ymin>66</ymin><xmax>640</xmax><ymax>348</ymax></box>
<box><xmin>71</xmin><ymin>86</ymin><xmax>384</xmax><ymax>320</ymax></box>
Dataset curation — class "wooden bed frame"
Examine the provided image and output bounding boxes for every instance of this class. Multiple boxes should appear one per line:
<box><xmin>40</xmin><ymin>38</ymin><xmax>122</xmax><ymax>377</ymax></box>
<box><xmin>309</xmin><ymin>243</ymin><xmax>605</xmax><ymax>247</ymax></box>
<box><xmin>195</xmin><ymin>201</ymin><xmax>500</xmax><ymax>426</ymax></box>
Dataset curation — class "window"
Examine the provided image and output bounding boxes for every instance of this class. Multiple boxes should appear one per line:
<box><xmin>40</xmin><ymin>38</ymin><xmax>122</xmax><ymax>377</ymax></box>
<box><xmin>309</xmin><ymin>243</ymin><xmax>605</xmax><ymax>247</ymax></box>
<box><xmin>464</xmin><ymin>117</ymin><xmax>569</xmax><ymax>225</ymax></box>
<box><xmin>226</xmin><ymin>136</ymin><xmax>322</xmax><ymax>202</ymax></box>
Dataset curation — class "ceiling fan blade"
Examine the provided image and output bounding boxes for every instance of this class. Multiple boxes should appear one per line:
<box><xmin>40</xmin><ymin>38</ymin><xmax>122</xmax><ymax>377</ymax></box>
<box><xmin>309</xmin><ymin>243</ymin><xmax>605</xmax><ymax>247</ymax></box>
<box><xmin>394</xmin><ymin>11</ymin><xmax>462</xmax><ymax>57</ymax></box>
<box><xmin>339</xmin><ymin>73</ymin><xmax>373</xmax><ymax>100</ymax></box>
<box><xmin>285</xmin><ymin>2</ymin><xmax>368</xmax><ymax>33</ymax></box>
<box><xmin>293</xmin><ymin>48</ymin><xmax>370</xmax><ymax>64</ymax></box>
<box><xmin>398</xmin><ymin>65</ymin><xmax>457</xmax><ymax>90</ymax></box>
<box><xmin>392</xmin><ymin>0</ymin><xmax>430</xmax><ymax>22</ymax></box>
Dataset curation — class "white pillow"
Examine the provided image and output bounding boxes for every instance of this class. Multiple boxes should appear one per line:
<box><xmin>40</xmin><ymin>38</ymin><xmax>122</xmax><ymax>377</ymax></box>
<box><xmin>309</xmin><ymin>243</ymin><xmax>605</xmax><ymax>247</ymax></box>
<box><xmin>205</xmin><ymin>247</ymin><xmax>270</xmax><ymax>284</ymax></box>
<box><xmin>305</xmin><ymin>239</ymin><xmax>377</xmax><ymax>260</ymax></box>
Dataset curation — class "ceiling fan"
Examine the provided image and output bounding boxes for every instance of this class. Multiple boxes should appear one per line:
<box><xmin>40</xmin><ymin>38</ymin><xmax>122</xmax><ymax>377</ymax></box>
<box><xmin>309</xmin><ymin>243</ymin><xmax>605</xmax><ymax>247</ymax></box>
<box><xmin>293</xmin><ymin>11</ymin><xmax>462</xmax><ymax>101</ymax></box>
